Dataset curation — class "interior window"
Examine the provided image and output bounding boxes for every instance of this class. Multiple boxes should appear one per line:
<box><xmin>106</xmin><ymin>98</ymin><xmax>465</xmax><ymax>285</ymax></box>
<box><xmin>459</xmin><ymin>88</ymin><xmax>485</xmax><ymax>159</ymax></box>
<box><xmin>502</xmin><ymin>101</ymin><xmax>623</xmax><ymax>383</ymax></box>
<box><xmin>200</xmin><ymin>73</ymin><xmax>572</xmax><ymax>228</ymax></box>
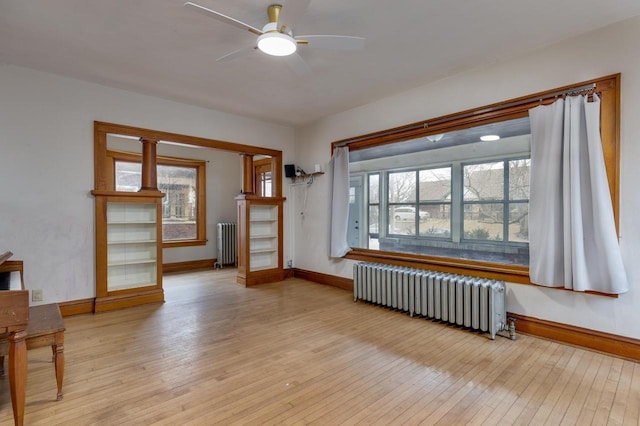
<box><xmin>351</xmin><ymin>118</ymin><xmax>531</xmax><ymax>266</ymax></box>
<box><xmin>254</xmin><ymin>157</ymin><xmax>273</xmax><ymax>197</ymax></box>
<box><xmin>338</xmin><ymin>75</ymin><xmax>620</xmax><ymax>283</ymax></box>
<box><xmin>115</xmin><ymin>161</ymin><xmax>199</xmax><ymax>241</ymax></box>
<box><xmin>108</xmin><ymin>150</ymin><xmax>207</xmax><ymax>247</ymax></box>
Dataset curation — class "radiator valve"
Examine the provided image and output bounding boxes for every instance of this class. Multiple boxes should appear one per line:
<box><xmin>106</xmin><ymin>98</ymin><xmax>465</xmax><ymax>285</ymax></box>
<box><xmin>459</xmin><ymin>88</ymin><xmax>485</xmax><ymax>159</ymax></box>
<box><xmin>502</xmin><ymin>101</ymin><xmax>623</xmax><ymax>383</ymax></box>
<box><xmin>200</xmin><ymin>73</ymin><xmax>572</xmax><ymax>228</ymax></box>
<box><xmin>507</xmin><ymin>317</ymin><xmax>517</xmax><ymax>340</ymax></box>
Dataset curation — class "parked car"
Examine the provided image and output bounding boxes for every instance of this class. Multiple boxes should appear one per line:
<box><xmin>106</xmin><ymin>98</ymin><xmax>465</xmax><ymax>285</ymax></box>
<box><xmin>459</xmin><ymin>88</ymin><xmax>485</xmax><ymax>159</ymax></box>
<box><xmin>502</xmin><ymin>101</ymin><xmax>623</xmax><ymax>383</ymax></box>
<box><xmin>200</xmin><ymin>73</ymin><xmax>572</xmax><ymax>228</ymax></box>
<box><xmin>393</xmin><ymin>206</ymin><xmax>430</xmax><ymax>221</ymax></box>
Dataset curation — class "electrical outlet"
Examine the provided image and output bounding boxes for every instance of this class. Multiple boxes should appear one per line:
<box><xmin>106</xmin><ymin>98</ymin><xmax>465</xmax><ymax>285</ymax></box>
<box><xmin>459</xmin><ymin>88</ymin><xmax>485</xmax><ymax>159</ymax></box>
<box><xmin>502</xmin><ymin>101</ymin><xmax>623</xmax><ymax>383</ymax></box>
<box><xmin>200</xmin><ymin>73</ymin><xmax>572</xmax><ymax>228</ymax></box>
<box><xmin>287</xmin><ymin>260</ymin><xmax>293</xmax><ymax>268</ymax></box>
<box><xmin>32</xmin><ymin>289</ymin><xmax>43</xmax><ymax>302</ymax></box>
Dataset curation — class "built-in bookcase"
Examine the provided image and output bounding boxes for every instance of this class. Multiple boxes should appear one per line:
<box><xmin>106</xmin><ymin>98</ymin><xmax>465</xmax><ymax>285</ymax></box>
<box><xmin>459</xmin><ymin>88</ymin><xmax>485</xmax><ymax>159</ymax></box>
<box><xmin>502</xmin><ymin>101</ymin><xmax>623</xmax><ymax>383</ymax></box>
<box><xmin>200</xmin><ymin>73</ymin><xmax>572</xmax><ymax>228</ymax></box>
<box><xmin>93</xmin><ymin>191</ymin><xmax>164</xmax><ymax>312</ymax></box>
<box><xmin>93</xmin><ymin>121</ymin><xmax>286</xmax><ymax>306</ymax></box>
<box><xmin>236</xmin><ymin>194</ymin><xmax>285</xmax><ymax>286</ymax></box>
<box><xmin>106</xmin><ymin>202</ymin><xmax>157</xmax><ymax>291</ymax></box>
<box><xmin>249</xmin><ymin>204</ymin><xmax>279</xmax><ymax>272</ymax></box>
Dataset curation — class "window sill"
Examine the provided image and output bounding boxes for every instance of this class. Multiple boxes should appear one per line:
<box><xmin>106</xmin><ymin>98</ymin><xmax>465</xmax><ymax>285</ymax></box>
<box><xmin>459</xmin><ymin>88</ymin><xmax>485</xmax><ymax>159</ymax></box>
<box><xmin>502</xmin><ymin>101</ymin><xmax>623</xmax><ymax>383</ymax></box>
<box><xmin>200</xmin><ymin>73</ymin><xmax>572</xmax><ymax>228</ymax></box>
<box><xmin>345</xmin><ymin>248</ymin><xmax>617</xmax><ymax>298</ymax></box>
<box><xmin>162</xmin><ymin>239</ymin><xmax>207</xmax><ymax>249</ymax></box>
<box><xmin>345</xmin><ymin>248</ymin><xmax>530</xmax><ymax>283</ymax></box>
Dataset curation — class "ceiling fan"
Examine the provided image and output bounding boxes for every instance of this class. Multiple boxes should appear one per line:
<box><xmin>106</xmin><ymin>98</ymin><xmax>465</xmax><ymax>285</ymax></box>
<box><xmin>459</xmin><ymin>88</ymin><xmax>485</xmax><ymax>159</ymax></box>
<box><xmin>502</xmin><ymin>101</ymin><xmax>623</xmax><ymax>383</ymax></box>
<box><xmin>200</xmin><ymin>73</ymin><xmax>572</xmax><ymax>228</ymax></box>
<box><xmin>183</xmin><ymin>1</ymin><xmax>365</xmax><ymax>73</ymax></box>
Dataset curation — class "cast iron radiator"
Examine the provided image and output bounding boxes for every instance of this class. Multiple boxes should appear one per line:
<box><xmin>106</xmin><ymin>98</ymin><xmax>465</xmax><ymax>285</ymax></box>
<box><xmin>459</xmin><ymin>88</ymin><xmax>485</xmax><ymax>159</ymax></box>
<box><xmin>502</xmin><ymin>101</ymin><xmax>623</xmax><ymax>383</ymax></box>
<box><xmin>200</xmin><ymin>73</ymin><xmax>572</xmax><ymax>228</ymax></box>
<box><xmin>353</xmin><ymin>262</ymin><xmax>510</xmax><ymax>339</ymax></box>
<box><xmin>215</xmin><ymin>222</ymin><xmax>236</xmax><ymax>268</ymax></box>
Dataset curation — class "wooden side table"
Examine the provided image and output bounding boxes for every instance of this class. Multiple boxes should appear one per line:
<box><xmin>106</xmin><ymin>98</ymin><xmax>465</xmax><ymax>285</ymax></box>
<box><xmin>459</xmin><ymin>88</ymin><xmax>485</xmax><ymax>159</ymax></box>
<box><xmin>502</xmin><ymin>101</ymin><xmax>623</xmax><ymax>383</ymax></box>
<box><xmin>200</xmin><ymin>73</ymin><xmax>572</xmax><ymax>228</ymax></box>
<box><xmin>0</xmin><ymin>303</ymin><xmax>65</xmax><ymax>401</ymax></box>
<box><xmin>26</xmin><ymin>304</ymin><xmax>65</xmax><ymax>401</ymax></box>
<box><xmin>0</xmin><ymin>290</ymin><xmax>29</xmax><ymax>426</ymax></box>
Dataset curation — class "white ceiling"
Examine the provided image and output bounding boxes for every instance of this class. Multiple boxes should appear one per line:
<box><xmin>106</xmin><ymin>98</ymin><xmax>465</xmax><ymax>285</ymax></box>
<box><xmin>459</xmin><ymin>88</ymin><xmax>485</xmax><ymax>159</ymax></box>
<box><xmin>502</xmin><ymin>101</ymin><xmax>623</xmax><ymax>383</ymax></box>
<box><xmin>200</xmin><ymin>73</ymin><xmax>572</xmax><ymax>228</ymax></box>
<box><xmin>2</xmin><ymin>0</ymin><xmax>640</xmax><ymax>127</ymax></box>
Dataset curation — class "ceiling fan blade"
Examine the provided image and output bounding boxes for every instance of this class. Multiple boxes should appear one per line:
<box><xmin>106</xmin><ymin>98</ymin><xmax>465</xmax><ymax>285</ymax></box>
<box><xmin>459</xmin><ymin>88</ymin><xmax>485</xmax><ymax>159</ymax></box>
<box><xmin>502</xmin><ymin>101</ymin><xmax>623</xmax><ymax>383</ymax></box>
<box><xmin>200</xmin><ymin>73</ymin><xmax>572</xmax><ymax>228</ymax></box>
<box><xmin>295</xmin><ymin>35</ymin><xmax>366</xmax><ymax>51</ymax></box>
<box><xmin>184</xmin><ymin>2</ymin><xmax>263</xmax><ymax>35</ymax></box>
<box><xmin>216</xmin><ymin>45</ymin><xmax>257</xmax><ymax>62</ymax></box>
<box><xmin>284</xmin><ymin>53</ymin><xmax>310</xmax><ymax>75</ymax></box>
<box><xmin>278</xmin><ymin>0</ymin><xmax>311</xmax><ymax>32</ymax></box>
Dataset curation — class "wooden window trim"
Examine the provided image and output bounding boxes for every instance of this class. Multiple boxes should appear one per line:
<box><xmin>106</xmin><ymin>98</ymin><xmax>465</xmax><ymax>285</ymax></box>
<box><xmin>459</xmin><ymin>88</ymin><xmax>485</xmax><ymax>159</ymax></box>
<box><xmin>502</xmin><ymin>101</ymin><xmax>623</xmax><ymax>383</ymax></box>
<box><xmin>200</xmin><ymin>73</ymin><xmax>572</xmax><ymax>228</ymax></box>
<box><xmin>107</xmin><ymin>149</ymin><xmax>207</xmax><ymax>248</ymax></box>
<box><xmin>335</xmin><ymin>74</ymin><xmax>620</xmax><ymax>295</ymax></box>
<box><xmin>93</xmin><ymin>121</ymin><xmax>283</xmax><ymax>198</ymax></box>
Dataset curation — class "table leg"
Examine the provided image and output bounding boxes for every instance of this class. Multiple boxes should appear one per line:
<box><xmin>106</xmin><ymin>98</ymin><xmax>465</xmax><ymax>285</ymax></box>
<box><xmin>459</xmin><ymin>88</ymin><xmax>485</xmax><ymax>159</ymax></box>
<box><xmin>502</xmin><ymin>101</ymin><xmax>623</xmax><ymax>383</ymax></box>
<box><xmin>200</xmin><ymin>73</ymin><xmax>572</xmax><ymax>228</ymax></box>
<box><xmin>9</xmin><ymin>330</ymin><xmax>27</xmax><ymax>426</ymax></box>
<box><xmin>52</xmin><ymin>332</ymin><xmax>64</xmax><ymax>401</ymax></box>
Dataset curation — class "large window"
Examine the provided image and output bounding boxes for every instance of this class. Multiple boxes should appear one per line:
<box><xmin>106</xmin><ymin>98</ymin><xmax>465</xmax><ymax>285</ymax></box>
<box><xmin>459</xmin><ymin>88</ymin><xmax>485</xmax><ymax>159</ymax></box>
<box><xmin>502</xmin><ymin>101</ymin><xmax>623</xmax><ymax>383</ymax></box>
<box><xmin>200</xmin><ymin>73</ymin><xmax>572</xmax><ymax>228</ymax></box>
<box><xmin>356</xmin><ymin>123</ymin><xmax>531</xmax><ymax>266</ymax></box>
<box><xmin>108</xmin><ymin>150</ymin><xmax>206</xmax><ymax>247</ymax></box>
<box><xmin>339</xmin><ymin>75</ymin><xmax>620</xmax><ymax>283</ymax></box>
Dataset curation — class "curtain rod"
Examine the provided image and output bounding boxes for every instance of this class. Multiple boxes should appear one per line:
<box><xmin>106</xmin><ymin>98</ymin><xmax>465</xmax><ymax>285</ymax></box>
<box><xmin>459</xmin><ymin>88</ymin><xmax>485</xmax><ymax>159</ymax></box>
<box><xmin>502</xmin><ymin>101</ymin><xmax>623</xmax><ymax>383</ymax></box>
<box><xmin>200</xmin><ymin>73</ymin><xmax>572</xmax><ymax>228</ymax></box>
<box><xmin>470</xmin><ymin>82</ymin><xmax>596</xmax><ymax>116</ymax></box>
<box><xmin>334</xmin><ymin>82</ymin><xmax>597</xmax><ymax>148</ymax></box>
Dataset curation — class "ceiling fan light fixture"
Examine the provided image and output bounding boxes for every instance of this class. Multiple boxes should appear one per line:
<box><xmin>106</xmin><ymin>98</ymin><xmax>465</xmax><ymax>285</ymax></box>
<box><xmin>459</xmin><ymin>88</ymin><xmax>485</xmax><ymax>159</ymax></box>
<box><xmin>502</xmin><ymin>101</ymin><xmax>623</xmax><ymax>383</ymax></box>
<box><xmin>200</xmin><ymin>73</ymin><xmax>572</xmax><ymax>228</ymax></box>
<box><xmin>257</xmin><ymin>32</ymin><xmax>297</xmax><ymax>56</ymax></box>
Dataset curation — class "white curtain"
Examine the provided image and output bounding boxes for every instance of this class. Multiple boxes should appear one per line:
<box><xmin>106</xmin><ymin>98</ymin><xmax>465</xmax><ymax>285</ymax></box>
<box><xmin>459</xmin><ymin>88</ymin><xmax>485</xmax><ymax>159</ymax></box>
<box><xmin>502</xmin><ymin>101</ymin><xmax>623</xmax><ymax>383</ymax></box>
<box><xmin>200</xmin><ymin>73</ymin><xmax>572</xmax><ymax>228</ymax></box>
<box><xmin>529</xmin><ymin>95</ymin><xmax>628</xmax><ymax>294</ymax></box>
<box><xmin>329</xmin><ymin>146</ymin><xmax>351</xmax><ymax>258</ymax></box>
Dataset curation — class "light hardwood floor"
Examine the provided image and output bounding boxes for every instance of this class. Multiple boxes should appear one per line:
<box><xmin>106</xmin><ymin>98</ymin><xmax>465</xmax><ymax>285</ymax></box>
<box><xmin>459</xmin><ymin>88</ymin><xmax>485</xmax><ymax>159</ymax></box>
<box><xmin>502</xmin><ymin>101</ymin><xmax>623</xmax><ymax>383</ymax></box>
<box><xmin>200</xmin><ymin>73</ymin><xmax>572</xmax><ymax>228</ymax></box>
<box><xmin>1</xmin><ymin>269</ymin><xmax>639</xmax><ymax>425</ymax></box>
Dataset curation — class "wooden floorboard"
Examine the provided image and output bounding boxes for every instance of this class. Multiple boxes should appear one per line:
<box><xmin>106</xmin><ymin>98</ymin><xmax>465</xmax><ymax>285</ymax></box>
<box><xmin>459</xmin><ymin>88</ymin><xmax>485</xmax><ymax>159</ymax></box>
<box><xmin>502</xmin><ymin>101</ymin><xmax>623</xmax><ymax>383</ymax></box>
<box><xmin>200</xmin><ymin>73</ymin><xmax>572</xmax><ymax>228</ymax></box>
<box><xmin>0</xmin><ymin>269</ymin><xmax>639</xmax><ymax>425</ymax></box>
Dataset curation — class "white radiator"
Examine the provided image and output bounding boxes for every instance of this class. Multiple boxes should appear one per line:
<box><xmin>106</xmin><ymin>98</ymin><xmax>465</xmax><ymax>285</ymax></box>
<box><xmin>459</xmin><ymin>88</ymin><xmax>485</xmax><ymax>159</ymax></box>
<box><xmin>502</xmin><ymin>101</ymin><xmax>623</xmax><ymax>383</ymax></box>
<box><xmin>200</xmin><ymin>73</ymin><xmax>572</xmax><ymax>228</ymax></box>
<box><xmin>215</xmin><ymin>222</ymin><xmax>236</xmax><ymax>268</ymax></box>
<box><xmin>353</xmin><ymin>262</ymin><xmax>509</xmax><ymax>339</ymax></box>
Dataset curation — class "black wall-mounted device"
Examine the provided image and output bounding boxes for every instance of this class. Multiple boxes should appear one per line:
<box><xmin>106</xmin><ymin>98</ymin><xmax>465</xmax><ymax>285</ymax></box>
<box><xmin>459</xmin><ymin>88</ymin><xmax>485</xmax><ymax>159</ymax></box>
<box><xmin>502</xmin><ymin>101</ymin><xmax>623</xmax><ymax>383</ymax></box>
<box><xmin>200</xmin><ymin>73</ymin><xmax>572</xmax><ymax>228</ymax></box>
<box><xmin>284</xmin><ymin>164</ymin><xmax>296</xmax><ymax>178</ymax></box>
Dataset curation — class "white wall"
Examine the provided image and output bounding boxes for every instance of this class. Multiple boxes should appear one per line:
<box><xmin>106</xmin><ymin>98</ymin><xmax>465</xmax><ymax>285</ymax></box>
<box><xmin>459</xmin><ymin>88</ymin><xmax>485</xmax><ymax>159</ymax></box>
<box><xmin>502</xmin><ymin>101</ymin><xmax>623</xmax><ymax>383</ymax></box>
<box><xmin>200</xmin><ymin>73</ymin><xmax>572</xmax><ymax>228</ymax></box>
<box><xmin>0</xmin><ymin>65</ymin><xmax>295</xmax><ymax>303</ymax></box>
<box><xmin>293</xmin><ymin>16</ymin><xmax>640</xmax><ymax>339</ymax></box>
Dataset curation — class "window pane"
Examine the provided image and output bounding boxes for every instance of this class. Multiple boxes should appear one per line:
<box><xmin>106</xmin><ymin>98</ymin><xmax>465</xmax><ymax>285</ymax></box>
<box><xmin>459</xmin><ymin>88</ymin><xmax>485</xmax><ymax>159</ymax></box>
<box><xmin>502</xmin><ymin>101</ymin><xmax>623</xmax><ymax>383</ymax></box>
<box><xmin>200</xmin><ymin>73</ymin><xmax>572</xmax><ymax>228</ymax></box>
<box><xmin>369</xmin><ymin>205</ymin><xmax>379</xmax><ymax>234</ymax></box>
<box><xmin>264</xmin><ymin>179</ymin><xmax>272</xmax><ymax>197</ymax></box>
<box><xmin>389</xmin><ymin>205</ymin><xmax>416</xmax><ymax>235</ymax></box>
<box><xmin>463</xmin><ymin>203</ymin><xmax>504</xmax><ymax>241</ymax></box>
<box><xmin>463</xmin><ymin>162</ymin><xmax>504</xmax><ymax>201</ymax></box>
<box><xmin>369</xmin><ymin>205</ymin><xmax>379</xmax><ymax>250</ymax></box>
<box><xmin>261</xmin><ymin>171</ymin><xmax>272</xmax><ymax>197</ymax></box>
<box><xmin>369</xmin><ymin>174</ymin><xmax>379</xmax><ymax>203</ymax></box>
<box><xmin>509</xmin><ymin>202</ymin><xmax>529</xmax><ymax>243</ymax></box>
<box><xmin>509</xmin><ymin>159</ymin><xmax>530</xmax><ymax>200</ymax></box>
<box><xmin>157</xmin><ymin>165</ymin><xmax>197</xmax><ymax>241</ymax></box>
<box><xmin>115</xmin><ymin>162</ymin><xmax>141</xmax><ymax>192</ymax></box>
<box><xmin>419</xmin><ymin>167</ymin><xmax>451</xmax><ymax>202</ymax></box>
<box><xmin>388</xmin><ymin>171</ymin><xmax>416</xmax><ymax>203</ymax></box>
<box><xmin>419</xmin><ymin>204</ymin><xmax>450</xmax><ymax>237</ymax></box>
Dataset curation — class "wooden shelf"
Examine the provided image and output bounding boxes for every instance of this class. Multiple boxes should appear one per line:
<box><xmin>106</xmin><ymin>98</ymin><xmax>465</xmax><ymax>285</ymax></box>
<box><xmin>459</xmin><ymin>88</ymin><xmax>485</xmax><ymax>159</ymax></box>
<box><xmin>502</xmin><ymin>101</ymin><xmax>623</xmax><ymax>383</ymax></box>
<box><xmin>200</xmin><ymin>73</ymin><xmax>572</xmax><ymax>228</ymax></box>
<box><xmin>107</xmin><ymin>221</ymin><xmax>156</xmax><ymax>225</ymax></box>
<box><xmin>250</xmin><ymin>249</ymin><xmax>277</xmax><ymax>254</ymax></box>
<box><xmin>289</xmin><ymin>171</ymin><xmax>324</xmax><ymax>184</ymax></box>
<box><xmin>94</xmin><ymin>195</ymin><xmax>164</xmax><ymax>311</ymax></box>
<box><xmin>107</xmin><ymin>240</ymin><xmax>156</xmax><ymax>245</ymax></box>
<box><xmin>236</xmin><ymin>195</ymin><xmax>285</xmax><ymax>286</ymax></box>
<box><xmin>108</xmin><ymin>259</ymin><xmax>156</xmax><ymax>267</ymax></box>
<box><xmin>91</xmin><ymin>189</ymin><xmax>164</xmax><ymax>198</ymax></box>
